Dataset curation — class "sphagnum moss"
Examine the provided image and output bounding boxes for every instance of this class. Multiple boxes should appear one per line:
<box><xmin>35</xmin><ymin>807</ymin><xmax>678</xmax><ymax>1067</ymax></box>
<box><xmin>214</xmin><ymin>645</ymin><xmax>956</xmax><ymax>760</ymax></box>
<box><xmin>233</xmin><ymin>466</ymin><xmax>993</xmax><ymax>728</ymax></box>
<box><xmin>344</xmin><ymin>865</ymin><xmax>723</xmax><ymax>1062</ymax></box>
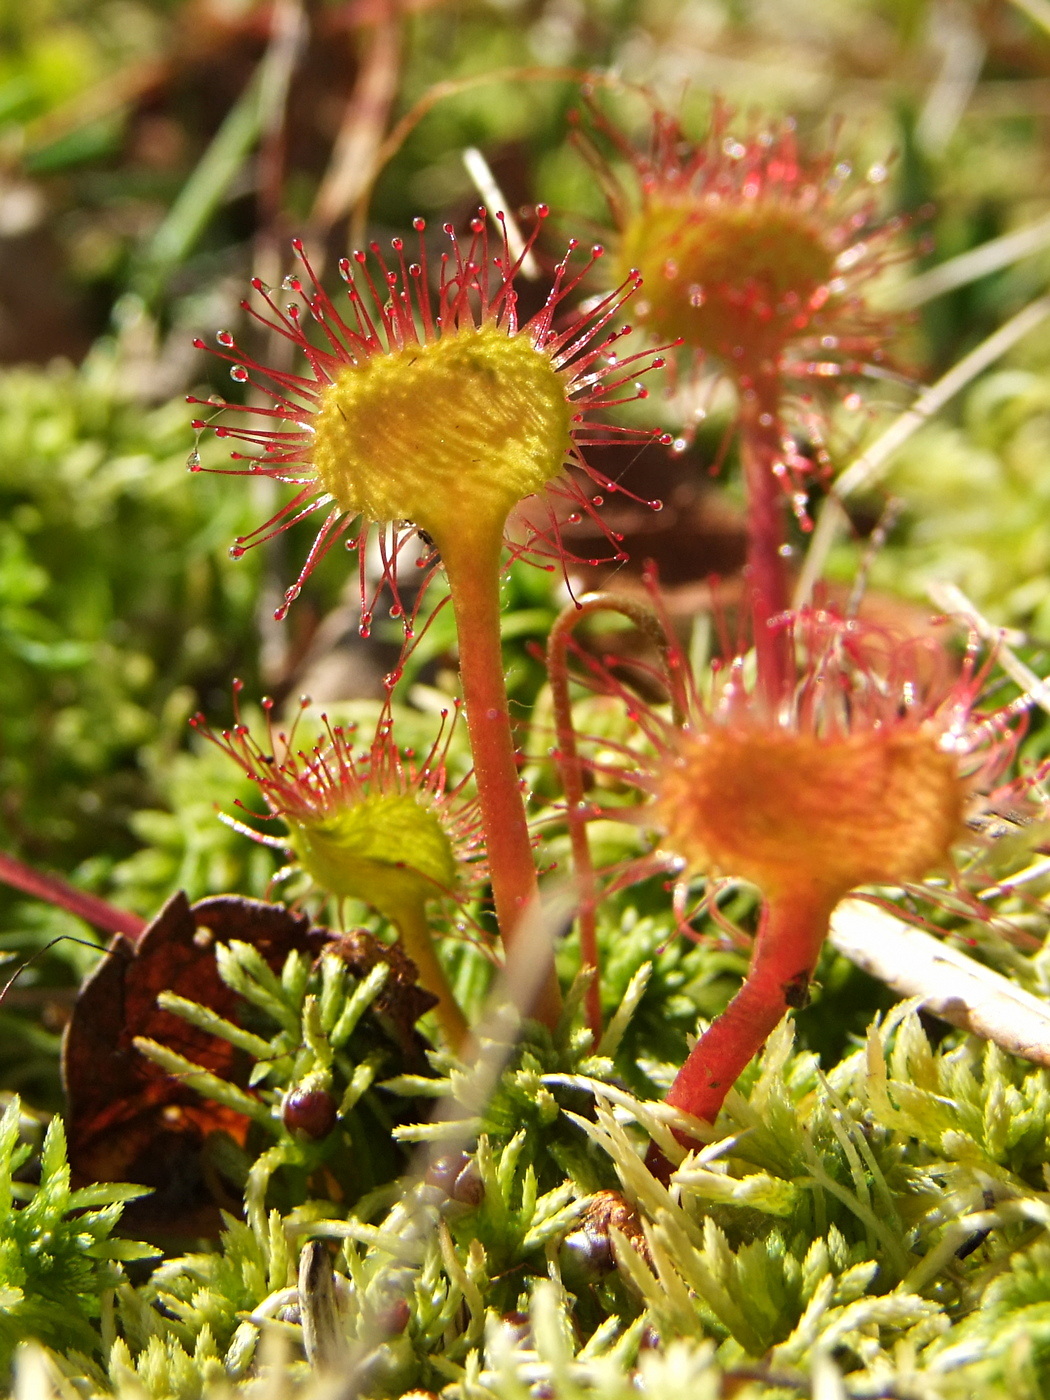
<box><xmin>21</xmin><ymin>986</ymin><xmax>1050</xmax><ymax>1399</ymax></box>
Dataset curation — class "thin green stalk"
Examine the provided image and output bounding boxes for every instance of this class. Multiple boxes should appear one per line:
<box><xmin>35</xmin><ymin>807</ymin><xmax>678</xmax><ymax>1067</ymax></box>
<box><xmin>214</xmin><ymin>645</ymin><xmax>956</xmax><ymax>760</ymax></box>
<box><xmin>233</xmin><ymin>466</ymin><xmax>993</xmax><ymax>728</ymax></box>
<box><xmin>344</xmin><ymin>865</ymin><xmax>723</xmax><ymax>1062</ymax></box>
<box><xmin>391</xmin><ymin>897</ymin><xmax>469</xmax><ymax>1051</ymax></box>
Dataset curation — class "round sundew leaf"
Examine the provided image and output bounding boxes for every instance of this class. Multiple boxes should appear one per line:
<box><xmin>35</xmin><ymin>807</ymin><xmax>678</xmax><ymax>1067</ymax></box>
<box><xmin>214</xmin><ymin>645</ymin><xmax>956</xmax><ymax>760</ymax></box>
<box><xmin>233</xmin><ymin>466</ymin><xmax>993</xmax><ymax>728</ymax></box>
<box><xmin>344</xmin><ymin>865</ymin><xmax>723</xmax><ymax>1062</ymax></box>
<box><xmin>620</xmin><ymin>198</ymin><xmax>837</xmax><ymax>362</ymax></box>
<box><xmin>313</xmin><ymin>323</ymin><xmax>572</xmax><ymax>547</ymax></box>
<box><xmin>286</xmin><ymin>791</ymin><xmax>460</xmax><ymax>918</ymax></box>
<box><xmin>657</xmin><ymin>723</ymin><xmax>966</xmax><ymax>903</ymax></box>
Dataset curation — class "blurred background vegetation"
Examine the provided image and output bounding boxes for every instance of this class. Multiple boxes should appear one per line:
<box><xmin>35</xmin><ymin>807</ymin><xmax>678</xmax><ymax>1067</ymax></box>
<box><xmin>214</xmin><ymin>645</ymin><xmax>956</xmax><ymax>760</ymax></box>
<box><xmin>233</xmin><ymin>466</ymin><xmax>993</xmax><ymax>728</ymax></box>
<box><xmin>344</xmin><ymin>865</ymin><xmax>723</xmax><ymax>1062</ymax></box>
<box><xmin>3</xmin><ymin>0</ymin><xmax>1050</xmax><ymax>1106</ymax></box>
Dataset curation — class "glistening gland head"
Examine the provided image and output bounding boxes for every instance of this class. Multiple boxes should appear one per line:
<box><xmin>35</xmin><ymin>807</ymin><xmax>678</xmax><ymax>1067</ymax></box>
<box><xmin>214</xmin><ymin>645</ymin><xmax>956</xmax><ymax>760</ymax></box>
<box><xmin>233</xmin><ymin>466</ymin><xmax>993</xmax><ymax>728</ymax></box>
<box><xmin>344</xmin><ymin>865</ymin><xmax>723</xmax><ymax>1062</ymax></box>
<box><xmin>590</xmin><ymin>100</ymin><xmax>900</xmax><ymax>381</ymax></box>
<box><xmin>189</xmin><ymin>210</ymin><xmax>673</xmax><ymax>630</ymax></box>
<box><xmin>584</xmin><ymin>600</ymin><xmax>1025</xmax><ymax>910</ymax></box>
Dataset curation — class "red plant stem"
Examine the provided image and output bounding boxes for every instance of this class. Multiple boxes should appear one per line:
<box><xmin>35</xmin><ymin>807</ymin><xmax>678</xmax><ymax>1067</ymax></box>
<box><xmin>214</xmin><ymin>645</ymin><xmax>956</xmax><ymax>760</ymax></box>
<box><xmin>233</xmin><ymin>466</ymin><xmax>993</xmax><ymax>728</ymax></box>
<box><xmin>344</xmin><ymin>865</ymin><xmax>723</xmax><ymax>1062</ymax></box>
<box><xmin>547</xmin><ymin>591</ymin><xmax>686</xmax><ymax>1043</ymax></box>
<box><xmin>0</xmin><ymin>850</ymin><xmax>146</xmax><ymax>940</ymax></box>
<box><xmin>739</xmin><ymin>372</ymin><xmax>791</xmax><ymax>707</ymax></box>
<box><xmin>439</xmin><ymin>527</ymin><xmax>562</xmax><ymax>1028</ymax></box>
<box><xmin>648</xmin><ymin>883</ymin><xmax>833</xmax><ymax>1178</ymax></box>
<box><xmin>548</xmin><ymin>621</ymin><xmax>601</xmax><ymax>1041</ymax></box>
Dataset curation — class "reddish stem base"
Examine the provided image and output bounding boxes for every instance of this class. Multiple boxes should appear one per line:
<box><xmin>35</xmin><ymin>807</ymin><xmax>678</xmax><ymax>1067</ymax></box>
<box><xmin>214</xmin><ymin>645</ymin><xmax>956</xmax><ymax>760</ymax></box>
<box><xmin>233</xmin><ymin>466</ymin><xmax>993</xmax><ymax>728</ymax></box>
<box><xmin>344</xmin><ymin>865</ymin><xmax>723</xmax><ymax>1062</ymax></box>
<box><xmin>647</xmin><ymin>885</ymin><xmax>833</xmax><ymax>1181</ymax></box>
<box><xmin>546</xmin><ymin>592</ymin><xmax>676</xmax><ymax>1043</ymax></box>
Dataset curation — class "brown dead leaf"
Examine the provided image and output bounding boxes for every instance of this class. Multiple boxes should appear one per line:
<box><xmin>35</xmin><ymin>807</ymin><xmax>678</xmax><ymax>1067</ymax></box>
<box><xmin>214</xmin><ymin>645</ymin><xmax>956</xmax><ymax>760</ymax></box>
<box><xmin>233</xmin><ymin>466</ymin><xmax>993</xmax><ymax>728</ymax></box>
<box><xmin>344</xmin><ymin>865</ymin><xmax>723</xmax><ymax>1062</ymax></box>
<box><xmin>62</xmin><ymin>891</ymin><xmax>436</xmax><ymax>1234</ymax></box>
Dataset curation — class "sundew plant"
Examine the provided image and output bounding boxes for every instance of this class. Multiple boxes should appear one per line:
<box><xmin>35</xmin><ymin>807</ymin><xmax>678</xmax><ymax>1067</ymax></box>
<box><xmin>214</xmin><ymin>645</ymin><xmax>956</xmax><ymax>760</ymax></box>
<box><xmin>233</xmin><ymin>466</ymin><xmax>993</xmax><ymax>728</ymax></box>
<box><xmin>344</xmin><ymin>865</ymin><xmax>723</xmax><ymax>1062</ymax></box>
<box><xmin>6</xmin><ymin>5</ymin><xmax>1050</xmax><ymax>1400</ymax></box>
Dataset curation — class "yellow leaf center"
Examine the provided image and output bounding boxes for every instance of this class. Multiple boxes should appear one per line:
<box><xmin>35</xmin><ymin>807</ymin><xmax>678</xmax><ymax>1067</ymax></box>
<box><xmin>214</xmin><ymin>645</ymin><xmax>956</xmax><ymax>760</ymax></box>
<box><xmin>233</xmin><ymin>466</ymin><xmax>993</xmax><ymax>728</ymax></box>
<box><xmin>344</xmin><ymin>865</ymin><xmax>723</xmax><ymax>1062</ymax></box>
<box><xmin>619</xmin><ymin>197</ymin><xmax>836</xmax><ymax>365</ymax></box>
<box><xmin>657</xmin><ymin>724</ymin><xmax>965</xmax><ymax>903</ymax></box>
<box><xmin>287</xmin><ymin>792</ymin><xmax>459</xmax><ymax>922</ymax></box>
<box><xmin>313</xmin><ymin>322</ymin><xmax>573</xmax><ymax>550</ymax></box>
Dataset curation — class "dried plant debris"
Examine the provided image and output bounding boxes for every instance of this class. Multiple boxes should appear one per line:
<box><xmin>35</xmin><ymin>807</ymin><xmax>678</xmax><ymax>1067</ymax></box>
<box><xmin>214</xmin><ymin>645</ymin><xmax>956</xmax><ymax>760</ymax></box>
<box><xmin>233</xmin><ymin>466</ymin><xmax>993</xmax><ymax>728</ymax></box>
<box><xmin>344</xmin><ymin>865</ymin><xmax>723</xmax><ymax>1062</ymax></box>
<box><xmin>62</xmin><ymin>892</ymin><xmax>435</xmax><ymax>1235</ymax></box>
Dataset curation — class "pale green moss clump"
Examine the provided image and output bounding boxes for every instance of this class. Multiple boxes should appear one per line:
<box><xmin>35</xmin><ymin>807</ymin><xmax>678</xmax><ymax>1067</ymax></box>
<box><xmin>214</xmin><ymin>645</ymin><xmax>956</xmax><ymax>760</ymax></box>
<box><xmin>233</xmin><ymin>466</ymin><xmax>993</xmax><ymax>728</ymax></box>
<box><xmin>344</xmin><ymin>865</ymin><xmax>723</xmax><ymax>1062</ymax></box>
<box><xmin>14</xmin><ymin>929</ymin><xmax>1050</xmax><ymax>1400</ymax></box>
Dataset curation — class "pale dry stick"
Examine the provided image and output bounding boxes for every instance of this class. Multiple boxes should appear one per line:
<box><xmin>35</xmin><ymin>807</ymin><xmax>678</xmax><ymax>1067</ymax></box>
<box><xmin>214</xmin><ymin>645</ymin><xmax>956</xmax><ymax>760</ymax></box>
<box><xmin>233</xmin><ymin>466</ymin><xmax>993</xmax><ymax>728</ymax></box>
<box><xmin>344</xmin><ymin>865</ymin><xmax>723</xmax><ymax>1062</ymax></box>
<box><xmin>809</xmin><ymin>1350</ymin><xmax>848</xmax><ymax>1400</ymax></box>
<box><xmin>979</xmin><ymin>855</ymin><xmax>1050</xmax><ymax>901</ymax></box>
<box><xmin>348</xmin><ymin>66</ymin><xmax>633</xmax><ymax>243</ymax></box>
<box><xmin>11</xmin><ymin>1345</ymin><xmax>77</xmax><ymax>1400</ymax></box>
<box><xmin>927</xmin><ymin>579</ymin><xmax>1050</xmax><ymax>720</ymax></box>
<box><xmin>829</xmin><ymin>584</ymin><xmax>1050</xmax><ymax>1066</ymax></box>
<box><xmin>914</xmin><ymin>1</ymin><xmax>984</xmax><ymax>157</ymax></box>
<box><xmin>437</xmin><ymin>881</ymin><xmax>578</xmax><ymax>1117</ymax></box>
<box><xmin>251</xmin><ymin>0</ymin><xmax>310</xmax><ymax>680</ymax></box>
<box><xmin>794</xmin><ymin>295</ymin><xmax>1050</xmax><ymax>609</ymax></box>
<box><xmin>891</xmin><ymin>210</ymin><xmax>1050</xmax><ymax>310</ymax></box>
<box><xmin>255</xmin><ymin>0</ymin><xmax>308</xmax><ymax>229</ymax></box>
<box><xmin>284</xmin><ymin>886</ymin><xmax>577</xmax><ymax>1397</ymax></box>
<box><xmin>1008</xmin><ymin>0</ymin><xmax>1050</xmax><ymax>36</ymax></box>
<box><xmin>829</xmin><ymin>899</ymin><xmax>1050</xmax><ymax>1068</ymax></box>
<box><xmin>462</xmin><ymin>148</ymin><xmax>540</xmax><ymax>279</ymax></box>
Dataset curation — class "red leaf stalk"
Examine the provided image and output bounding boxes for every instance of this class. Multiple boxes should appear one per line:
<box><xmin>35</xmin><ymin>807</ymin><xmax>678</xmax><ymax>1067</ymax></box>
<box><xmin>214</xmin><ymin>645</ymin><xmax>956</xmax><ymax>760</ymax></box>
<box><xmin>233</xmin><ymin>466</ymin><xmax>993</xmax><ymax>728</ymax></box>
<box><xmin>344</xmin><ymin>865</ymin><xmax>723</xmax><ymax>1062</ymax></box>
<box><xmin>647</xmin><ymin>884</ymin><xmax>832</xmax><ymax>1179</ymax></box>
<box><xmin>739</xmin><ymin>373</ymin><xmax>791</xmax><ymax>706</ymax></box>
<box><xmin>547</xmin><ymin>590</ymin><xmax>686</xmax><ymax>1042</ymax></box>
<box><xmin>190</xmin><ymin>218</ymin><xmax>671</xmax><ymax>1023</ymax></box>
<box><xmin>442</xmin><ymin>527</ymin><xmax>561</xmax><ymax>1028</ymax></box>
<box><xmin>573</xmin><ymin>597</ymin><xmax>1025</xmax><ymax>1170</ymax></box>
<box><xmin>0</xmin><ymin>850</ymin><xmax>145</xmax><ymax>941</ymax></box>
